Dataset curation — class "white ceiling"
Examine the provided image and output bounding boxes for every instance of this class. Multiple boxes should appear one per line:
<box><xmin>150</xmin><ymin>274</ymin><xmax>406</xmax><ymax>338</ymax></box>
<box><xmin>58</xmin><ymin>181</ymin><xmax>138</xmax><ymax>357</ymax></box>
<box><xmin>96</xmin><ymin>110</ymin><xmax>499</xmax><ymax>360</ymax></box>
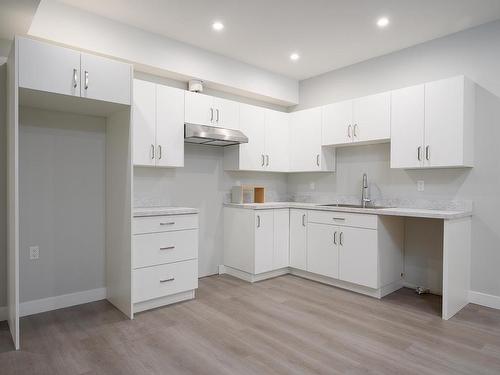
<box><xmin>50</xmin><ymin>0</ymin><xmax>500</xmax><ymax>80</ymax></box>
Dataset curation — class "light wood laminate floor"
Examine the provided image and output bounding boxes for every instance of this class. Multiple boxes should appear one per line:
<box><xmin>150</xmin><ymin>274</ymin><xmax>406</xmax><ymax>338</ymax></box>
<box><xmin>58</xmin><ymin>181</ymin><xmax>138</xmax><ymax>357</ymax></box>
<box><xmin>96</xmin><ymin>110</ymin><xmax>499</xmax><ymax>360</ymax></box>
<box><xmin>1</xmin><ymin>274</ymin><xmax>500</xmax><ymax>374</ymax></box>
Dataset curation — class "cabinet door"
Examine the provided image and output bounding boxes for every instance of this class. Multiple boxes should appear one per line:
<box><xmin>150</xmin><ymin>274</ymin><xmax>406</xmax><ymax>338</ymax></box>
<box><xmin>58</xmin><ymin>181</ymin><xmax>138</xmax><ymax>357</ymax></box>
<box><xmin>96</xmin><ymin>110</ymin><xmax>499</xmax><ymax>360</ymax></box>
<box><xmin>238</xmin><ymin>104</ymin><xmax>267</xmax><ymax>170</ymax></box>
<box><xmin>352</xmin><ymin>92</ymin><xmax>390</xmax><ymax>143</ymax></box>
<box><xmin>390</xmin><ymin>85</ymin><xmax>425</xmax><ymax>168</ymax></box>
<box><xmin>254</xmin><ymin>211</ymin><xmax>274</xmax><ymax>274</ymax></box>
<box><xmin>132</xmin><ymin>79</ymin><xmax>156</xmax><ymax>166</ymax></box>
<box><xmin>18</xmin><ymin>37</ymin><xmax>81</xmax><ymax>97</ymax></box>
<box><xmin>338</xmin><ymin>227</ymin><xmax>378</xmax><ymax>288</ymax></box>
<box><xmin>322</xmin><ymin>100</ymin><xmax>352</xmax><ymax>145</ymax></box>
<box><xmin>265</xmin><ymin>110</ymin><xmax>289</xmax><ymax>171</ymax></box>
<box><xmin>156</xmin><ymin>85</ymin><xmax>185</xmax><ymax>167</ymax></box>
<box><xmin>290</xmin><ymin>209</ymin><xmax>307</xmax><ymax>270</ymax></box>
<box><xmin>185</xmin><ymin>91</ymin><xmax>214</xmax><ymax>126</ymax></box>
<box><xmin>273</xmin><ymin>209</ymin><xmax>290</xmax><ymax>269</ymax></box>
<box><xmin>424</xmin><ymin>76</ymin><xmax>465</xmax><ymax>168</ymax></box>
<box><xmin>213</xmin><ymin>97</ymin><xmax>239</xmax><ymax>129</ymax></box>
<box><xmin>80</xmin><ymin>53</ymin><xmax>131</xmax><ymax>105</ymax></box>
<box><xmin>289</xmin><ymin>108</ymin><xmax>322</xmax><ymax>171</ymax></box>
<box><xmin>307</xmin><ymin>223</ymin><xmax>339</xmax><ymax>278</ymax></box>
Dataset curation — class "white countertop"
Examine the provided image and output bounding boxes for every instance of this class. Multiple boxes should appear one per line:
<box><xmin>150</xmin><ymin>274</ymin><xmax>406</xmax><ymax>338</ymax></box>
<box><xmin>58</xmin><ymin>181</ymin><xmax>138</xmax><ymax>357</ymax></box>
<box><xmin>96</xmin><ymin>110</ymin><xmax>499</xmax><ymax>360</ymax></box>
<box><xmin>223</xmin><ymin>202</ymin><xmax>472</xmax><ymax>220</ymax></box>
<box><xmin>134</xmin><ymin>206</ymin><xmax>199</xmax><ymax>217</ymax></box>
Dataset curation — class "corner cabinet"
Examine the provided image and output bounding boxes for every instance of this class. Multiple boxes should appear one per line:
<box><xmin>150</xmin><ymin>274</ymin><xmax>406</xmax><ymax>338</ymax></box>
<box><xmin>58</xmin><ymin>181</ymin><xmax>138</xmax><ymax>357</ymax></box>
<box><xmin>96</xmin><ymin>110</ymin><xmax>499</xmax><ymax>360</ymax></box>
<box><xmin>391</xmin><ymin>75</ymin><xmax>474</xmax><ymax>169</ymax></box>
<box><xmin>133</xmin><ymin>79</ymin><xmax>184</xmax><ymax>167</ymax></box>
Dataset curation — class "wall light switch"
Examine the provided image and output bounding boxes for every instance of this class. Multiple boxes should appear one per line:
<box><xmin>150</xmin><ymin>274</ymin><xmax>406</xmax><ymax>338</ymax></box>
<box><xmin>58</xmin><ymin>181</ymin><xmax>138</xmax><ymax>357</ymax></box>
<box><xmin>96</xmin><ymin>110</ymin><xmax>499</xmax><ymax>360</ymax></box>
<box><xmin>29</xmin><ymin>246</ymin><xmax>40</xmax><ymax>260</ymax></box>
<box><xmin>309</xmin><ymin>182</ymin><xmax>315</xmax><ymax>190</ymax></box>
<box><xmin>417</xmin><ymin>180</ymin><xmax>425</xmax><ymax>192</ymax></box>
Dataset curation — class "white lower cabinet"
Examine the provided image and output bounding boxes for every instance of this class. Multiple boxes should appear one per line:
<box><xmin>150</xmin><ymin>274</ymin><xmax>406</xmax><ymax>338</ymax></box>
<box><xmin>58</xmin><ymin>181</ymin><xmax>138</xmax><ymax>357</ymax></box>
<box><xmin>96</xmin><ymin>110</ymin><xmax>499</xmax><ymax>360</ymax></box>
<box><xmin>307</xmin><ymin>223</ymin><xmax>339</xmax><ymax>279</ymax></box>
<box><xmin>289</xmin><ymin>209</ymin><xmax>307</xmax><ymax>270</ymax></box>
<box><xmin>133</xmin><ymin>213</ymin><xmax>198</xmax><ymax>313</ymax></box>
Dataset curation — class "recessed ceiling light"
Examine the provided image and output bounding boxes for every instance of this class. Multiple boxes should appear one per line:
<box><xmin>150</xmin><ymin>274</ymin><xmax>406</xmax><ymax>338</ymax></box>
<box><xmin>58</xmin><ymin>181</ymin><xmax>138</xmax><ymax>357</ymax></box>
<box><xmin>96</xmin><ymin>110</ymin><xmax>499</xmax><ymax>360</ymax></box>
<box><xmin>290</xmin><ymin>53</ymin><xmax>300</xmax><ymax>61</ymax></box>
<box><xmin>377</xmin><ymin>17</ymin><xmax>390</xmax><ymax>28</ymax></box>
<box><xmin>212</xmin><ymin>21</ymin><xmax>224</xmax><ymax>31</ymax></box>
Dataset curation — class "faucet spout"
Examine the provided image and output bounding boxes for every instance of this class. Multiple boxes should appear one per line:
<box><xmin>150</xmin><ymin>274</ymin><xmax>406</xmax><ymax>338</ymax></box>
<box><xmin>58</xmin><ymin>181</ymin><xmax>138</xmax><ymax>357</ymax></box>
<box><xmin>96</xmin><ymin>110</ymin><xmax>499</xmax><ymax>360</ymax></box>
<box><xmin>361</xmin><ymin>173</ymin><xmax>371</xmax><ymax>208</ymax></box>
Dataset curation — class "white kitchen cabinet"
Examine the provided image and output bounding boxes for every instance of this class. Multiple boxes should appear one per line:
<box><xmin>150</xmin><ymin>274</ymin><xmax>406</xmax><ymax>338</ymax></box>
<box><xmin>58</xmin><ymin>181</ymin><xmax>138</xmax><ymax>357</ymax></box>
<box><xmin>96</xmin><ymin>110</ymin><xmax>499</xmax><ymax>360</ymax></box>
<box><xmin>289</xmin><ymin>209</ymin><xmax>307</xmax><ymax>270</ymax></box>
<box><xmin>18</xmin><ymin>37</ymin><xmax>81</xmax><ymax>97</ymax></box>
<box><xmin>321</xmin><ymin>92</ymin><xmax>390</xmax><ymax>146</ymax></box>
<box><xmin>224</xmin><ymin>208</ymin><xmax>290</xmax><ymax>278</ymax></box>
<box><xmin>307</xmin><ymin>223</ymin><xmax>339</xmax><ymax>279</ymax></box>
<box><xmin>338</xmin><ymin>226</ymin><xmax>378</xmax><ymax>288</ymax></box>
<box><xmin>80</xmin><ymin>53</ymin><xmax>131</xmax><ymax>105</ymax></box>
<box><xmin>265</xmin><ymin>109</ymin><xmax>290</xmax><ymax>171</ymax></box>
<box><xmin>391</xmin><ymin>76</ymin><xmax>474</xmax><ymax>169</ymax></box>
<box><xmin>390</xmin><ymin>84</ymin><xmax>425</xmax><ymax>168</ymax></box>
<box><xmin>185</xmin><ymin>91</ymin><xmax>239</xmax><ymax>129</ymax></box>
<box><xmin>133</xmin><ymin>79</ymin><xmax>184</xmax><ymax>167</ymax></box>
<box><xmin>289</xmin><ymin>107</ymin><xmax>335</xmax><ymax>172</ymax></box>
<box><xmin>236</xmin><ymin>104</ymin><xmax>267</xmax><ymax>170</ymax></box>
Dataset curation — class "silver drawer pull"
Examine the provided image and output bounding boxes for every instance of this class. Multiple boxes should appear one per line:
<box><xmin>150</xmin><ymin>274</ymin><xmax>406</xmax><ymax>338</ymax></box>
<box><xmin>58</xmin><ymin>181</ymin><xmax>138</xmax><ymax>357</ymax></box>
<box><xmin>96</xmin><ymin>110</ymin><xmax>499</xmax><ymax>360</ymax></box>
<box><xmin>159</xmin><ymin>222</ymin><xmax>175</xmax><ymax>226</ymax></box>
<box><xmin>332</xmin><ymin>217</ymin><xmax>346</xmax><ymax>221</ymax></box>
<box><xmin>160</xmin><ymin>277</ymin><xmax>175</xmax><ymax>283</ymax></box>
<box><xmin>160</xmin><ymin>246</ymin><xmax>175</xmax><ymax>250</ymax></box>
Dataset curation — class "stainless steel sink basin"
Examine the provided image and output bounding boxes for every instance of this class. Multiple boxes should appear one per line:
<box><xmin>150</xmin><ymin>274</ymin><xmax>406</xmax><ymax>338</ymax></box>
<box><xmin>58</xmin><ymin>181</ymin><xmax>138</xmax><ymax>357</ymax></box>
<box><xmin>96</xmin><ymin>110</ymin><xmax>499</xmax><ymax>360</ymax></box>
<box><xmin>318</xmin><ymin>203</ymin><xmax>390</xmax><ymax>209</ymax></box>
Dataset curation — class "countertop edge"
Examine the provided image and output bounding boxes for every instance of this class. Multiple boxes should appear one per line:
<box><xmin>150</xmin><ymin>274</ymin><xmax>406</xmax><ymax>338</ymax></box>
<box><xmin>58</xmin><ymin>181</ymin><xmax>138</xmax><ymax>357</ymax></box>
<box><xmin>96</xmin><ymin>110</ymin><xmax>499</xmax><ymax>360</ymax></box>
<box><xmin>133</xmin><ymin>207</ymin><xmax>199</xmax><ymax>217</ymax></box>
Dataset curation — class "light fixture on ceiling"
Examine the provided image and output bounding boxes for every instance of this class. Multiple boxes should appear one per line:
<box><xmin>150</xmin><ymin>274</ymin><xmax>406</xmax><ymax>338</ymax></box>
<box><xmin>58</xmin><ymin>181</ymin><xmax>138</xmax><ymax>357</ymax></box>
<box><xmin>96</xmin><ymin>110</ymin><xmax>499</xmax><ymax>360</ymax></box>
<box><xmin>212</xmin><ymin>21</ymin><xmax>224</xmax><ymax>31</ymax></box>
<box><xmin>290</xmin><ymin>53</ymin><xmax>300</xmax><ymax>61</ymax></box>
<box><xmin>377</xmin><ymin>17</ymin><xmax>390</xmax><ymax>28</ymax></box>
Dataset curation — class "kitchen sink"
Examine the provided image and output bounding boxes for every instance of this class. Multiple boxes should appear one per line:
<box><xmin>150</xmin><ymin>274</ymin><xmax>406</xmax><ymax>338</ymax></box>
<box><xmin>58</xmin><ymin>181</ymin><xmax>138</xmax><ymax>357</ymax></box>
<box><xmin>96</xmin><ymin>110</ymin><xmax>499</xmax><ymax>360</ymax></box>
<box><xmin>317</xmin><ymin>203</ymin><xmax>391</xmax><ymax>209</ymax></box>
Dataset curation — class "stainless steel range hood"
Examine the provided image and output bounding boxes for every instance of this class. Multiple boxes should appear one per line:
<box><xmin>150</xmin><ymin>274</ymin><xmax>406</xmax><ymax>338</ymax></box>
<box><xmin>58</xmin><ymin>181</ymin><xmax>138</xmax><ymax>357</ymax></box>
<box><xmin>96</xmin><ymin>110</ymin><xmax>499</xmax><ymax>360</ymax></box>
<box><xmin>184</xmin><ymin>123</ymin><xmax>249</xmax><ymax>146</ymax></box>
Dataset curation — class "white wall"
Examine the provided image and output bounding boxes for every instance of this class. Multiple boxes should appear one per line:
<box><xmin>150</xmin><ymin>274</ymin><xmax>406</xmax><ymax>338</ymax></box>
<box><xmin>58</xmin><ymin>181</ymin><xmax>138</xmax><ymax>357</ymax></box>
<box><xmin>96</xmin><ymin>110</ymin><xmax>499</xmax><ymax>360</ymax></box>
<box><xmin>0</xmin><ymin>62</ymin><xmax>6</xmax><ymax>307</ymax></box>
<box><xmin>290</xmin><ymin>20</ymin><xmax>500</xmax><ymax>298</ymax></box>
<box><xmin>134</xmin><ymin>144</ymin><xmax>288</xmax><ymax>277</ymax></box>
<box><xmin>18</xmin><ymin>107</ymin><xmax>106</xmax><ymax>302</ymax></box>
<box><xmin>28</xmin><ymin>0</ymin><xmax>298</xmax><ymax>106</ymax></box>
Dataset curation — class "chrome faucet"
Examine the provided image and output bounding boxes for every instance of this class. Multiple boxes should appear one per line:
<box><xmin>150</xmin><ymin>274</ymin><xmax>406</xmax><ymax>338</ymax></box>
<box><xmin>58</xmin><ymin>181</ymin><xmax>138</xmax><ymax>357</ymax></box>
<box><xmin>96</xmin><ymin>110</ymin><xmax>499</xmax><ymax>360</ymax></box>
<box><xmin>361</xmin><ymin>173</ymin><xmax>371</xmax><ymax>208</ymax></box>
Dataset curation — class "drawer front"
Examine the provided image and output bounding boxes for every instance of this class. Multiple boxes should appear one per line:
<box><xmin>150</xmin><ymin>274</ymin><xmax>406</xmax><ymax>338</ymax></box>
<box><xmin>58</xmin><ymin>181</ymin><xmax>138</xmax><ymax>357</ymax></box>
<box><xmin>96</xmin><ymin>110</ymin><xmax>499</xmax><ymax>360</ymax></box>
<box><xmin>133</xmin><ymin>214</ymin><xmax>198</xmax><ymax>234</ymax></box>
<box><xmin>133</xmin><ymin>259</ymin><xmax>198</xmax><ymax>303</ymax></box>
<box><xmin>133</xmin><ymin>229</ymin><xmax>198</xmax><ymax>269</ymax></box>
<box><xmin>308</xmin><ymin>210</ymin><xmax>377</xmax><ymax>229</ymax></box>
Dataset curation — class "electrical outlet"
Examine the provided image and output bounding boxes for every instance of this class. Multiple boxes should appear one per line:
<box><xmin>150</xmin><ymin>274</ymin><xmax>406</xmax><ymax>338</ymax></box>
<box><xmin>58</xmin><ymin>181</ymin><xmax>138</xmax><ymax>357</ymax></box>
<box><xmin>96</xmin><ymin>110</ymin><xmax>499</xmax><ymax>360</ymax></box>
<box><xmin>29</xmin><ymin>246</ymin><xmax>39</xmax><ymax>260</ymax></box>
<box><xmin>309</xmin><ymin>182</ymin><xmax>315</xmax><ymax>190</ymax></box>
<box><xmin>417</xmin><ymin>180</ymin><xmax>425</xmax><ymax>192</ymax></box>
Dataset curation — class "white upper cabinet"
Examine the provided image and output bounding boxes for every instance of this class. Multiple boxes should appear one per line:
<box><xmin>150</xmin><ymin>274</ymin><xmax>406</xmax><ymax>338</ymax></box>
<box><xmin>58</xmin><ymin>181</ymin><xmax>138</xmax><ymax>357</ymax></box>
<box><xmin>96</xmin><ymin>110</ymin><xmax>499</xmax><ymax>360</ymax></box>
<box><xmin>352</xmin><ymin>92</ymin><xmax>390</xmax><ymax>143</ymax></box>
<box><xmin>265</xmin><ymin>109</ymin><xmax>289</xmax><ymax>172</ymax></box>
<box><xmin>133</xmin><ymin>80</ymin><xmax>156</xmax><ymax>167</ymax></box>
<box><xmin>236</xmin><ymin>103</ymin><xmax>267</xmax><ymax>170</ymax></box>
<box><xmin>18</xmin><ymin>37</ymin><xmax>131</xmax><ymax>105</ymax></box>
<box><xmin>390</xmin><ymin>84</ymin><xmax>425</xmax><ymax>169</ymax></box>
<box><xmin>290</xmin><ymin>107</ymin><xmax>335</xmax><ymax>172</ymax></box>
<box><xmin>185</xmin><ymin>92</ymin><xmax>239</xmax><ymax>129</ymax></box>
<box><xmin>18</xmin><ymin>37</ymin><xmax>81</xmax><ymax>97</ymax></box>
<box><xmin>156</xmin><ymin>85</ymin><xmax>185</xmax><ymax>167</ymax></box>
<box><xmin>133</xmin><ymin>79</ymin><xmax>184</xmax><ymax>168</ymax></box>
<box><xmin>321</xmin><ymin>92</ymin><xmax>390</xmax><ymax>146</ymax></box>
<box><xmin>80</xmin><ymin>53</ymin><xmax>131</xmax><ymax>105</ymax></box>
<box><xmin>391</xmin><ymin>76</ymin><xmax>474</xmax><ymax>169</ymax></box>
<box><xmin>322</xmin><ymin>100</ymin><xmax>352</xmax><ymax>145</ymax></box>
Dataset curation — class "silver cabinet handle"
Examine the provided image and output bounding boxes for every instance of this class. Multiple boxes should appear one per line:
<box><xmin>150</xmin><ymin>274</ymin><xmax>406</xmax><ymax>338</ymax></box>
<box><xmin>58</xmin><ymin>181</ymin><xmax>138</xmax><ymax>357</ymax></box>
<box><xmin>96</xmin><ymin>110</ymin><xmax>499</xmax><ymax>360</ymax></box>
<box><xmin>84</xmin><ymin>71</ymin><xmax>89</xmax><ymax>90</ymax></box>
<box><xmin>347</xmin><ymin>124</ymin><xmax>352</xmax><ymax>138</ymax></box>
<box><xmin>266</xmin><ymin>154</ymin><xmax>270</xmax><ymax>167</ymax></box>
<box><xmin>425</xmin><ymin>146</ymin><xmax>430</xmax><ymax>161</ymax></box>
<box><xmin>339</xmin><ymin>232</ymin><xmax>344</xmax><ymax>246</ymax></box>
<box><xmin>257</xmin><ymin>215</ymin><xmax>261</xmax><ymax>228</ymax></box>
<box><xmin>160</xmin><ymin>277</ymin><xmax>175</xmax><ymax>283</ymax></box>
<box><xmin>332</xmin><ymin>217</ymin><xmax>346</xmax><ymax>221</ymax></box>
<box><xmin>333</xmin><ymin>231</ymin><xmax>337</xmax><ymax>245</ymax></box>
<box><xmin>72</xmin><ymin>68</ymin><xmax>78</xmax><ymax>88</ymax></box>
<box><xmin>261</xmin><ymin>154</ymin><xmax>265</xmax><ymax>167</ymax></box>
<box><xmin>353</xmin><ymin>124</ymin><xmax>358</xmax><ymax>138</ymax></box>
<box><xmin>159</xmin><ymin>221</ymin><xmax>175</xmax><ymax>226</ymax></box>
<box><xmin>160</xmin><ymin>246</ymin><xmax>175</xmax><ymax>250</ymax></box>
<box><xmin>316</xmin><ymin>154</ymin><xmax>320</xmax><ymax>167</ymax></box>
<box><xmin>210</xmin><ymin>107</ymin><xmax>214</xmax><ymax>122</ymax></box>
<box><xmin>216</xmin><ymin>108</ymin><xmax>220</xmax><ymax>123</ymax></box>
<box><xmin>418</xmin><ymin>146</ymin><xmax>422</xmax><ymax>161</ymax></box>
<box><xmin>158</xmin><ymin>145</ymin><xmax>162</xmax><ymax>160</ymax></box>
<box><xmin>302</xmin><ymin>214</ymin><xmax>306</xmax><ymax>227</ymax></box>
<box><xmin>151</xmin><ymin>144</ymin><xmax>155</xmax><ymax>159</ymax></box>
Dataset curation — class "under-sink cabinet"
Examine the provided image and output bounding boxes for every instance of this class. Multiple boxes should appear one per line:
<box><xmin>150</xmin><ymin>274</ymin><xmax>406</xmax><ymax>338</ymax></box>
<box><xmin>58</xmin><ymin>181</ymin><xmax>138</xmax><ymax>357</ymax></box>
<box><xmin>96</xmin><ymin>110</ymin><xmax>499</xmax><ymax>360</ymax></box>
<box><xmin>133</xmin><ymin>213</ymin><xmax>199</xmax><ymax>313</ymax></box>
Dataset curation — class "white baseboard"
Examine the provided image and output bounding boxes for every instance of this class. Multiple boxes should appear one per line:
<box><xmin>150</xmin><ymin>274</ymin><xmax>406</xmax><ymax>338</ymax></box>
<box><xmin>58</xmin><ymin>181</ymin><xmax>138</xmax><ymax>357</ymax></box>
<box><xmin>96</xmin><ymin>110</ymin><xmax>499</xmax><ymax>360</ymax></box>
<box><xmin>20</xmin><ymin>287</ymin><xmax>107</xmax><ymax>317</ymax></box>
<box><xmin>469</xmin><ymin>291</ymin><xmax>500</xmax><ymax>310</ymax></box>
<box><xmin>0</xmin><ymin>305</ymin><xmax>8</xmax><ymax>322</ymax></box>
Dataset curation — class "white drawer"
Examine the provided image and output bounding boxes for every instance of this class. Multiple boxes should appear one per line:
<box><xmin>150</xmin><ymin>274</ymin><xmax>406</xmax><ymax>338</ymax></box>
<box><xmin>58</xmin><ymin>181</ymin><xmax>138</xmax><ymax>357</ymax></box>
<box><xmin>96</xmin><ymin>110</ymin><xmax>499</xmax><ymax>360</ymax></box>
<box><xmin>133</xmin><ymin>214</ymin><xmax>198</xmax><ymax>234</ymax></box>
<box><xmin>133</xmin><ymin>259</ymin><xmax>198</xmax><ymax>303</ymax></box>
<box><xmin>133</xmin><ymin>229</ymin><xmax>198</xmax><ymax>269</ymax></box>
<box><xmin>308</xmin><ymin>210</ymin><xmax>377</xmax><ymax>229</ymax></box>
